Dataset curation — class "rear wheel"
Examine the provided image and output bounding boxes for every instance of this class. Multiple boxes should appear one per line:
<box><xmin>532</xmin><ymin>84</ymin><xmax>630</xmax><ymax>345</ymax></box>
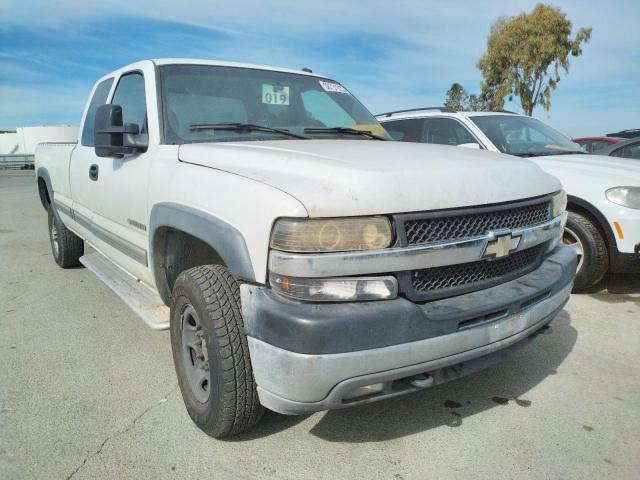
<box><xmin>563</xmin><ymin>210</ymin><xmax>608</xmax><ymax>292</ymax></box>
<box><xmin>170</xmin><ymin>264</ymin><xmax>263</xmax><ymax>438</ymax></box>
<box><xmin>48</xmin><ymin>206</ymin><xmax>84</xmax><ymax>268</ymax></box>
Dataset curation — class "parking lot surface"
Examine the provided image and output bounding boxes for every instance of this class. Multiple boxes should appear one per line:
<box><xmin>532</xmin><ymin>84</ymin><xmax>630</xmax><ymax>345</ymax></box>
<box><xmin>1</xmin><ymin>172</ymin><xmax>639</xmax><ymax>480</ymax></box>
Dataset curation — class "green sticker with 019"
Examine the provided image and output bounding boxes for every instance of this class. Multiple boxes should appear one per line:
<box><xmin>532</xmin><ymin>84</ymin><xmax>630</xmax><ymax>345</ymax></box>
<box><xmin>262</xmin><ymin>84</ymin><xmax>290</xmax><ymax>105</ymax></box>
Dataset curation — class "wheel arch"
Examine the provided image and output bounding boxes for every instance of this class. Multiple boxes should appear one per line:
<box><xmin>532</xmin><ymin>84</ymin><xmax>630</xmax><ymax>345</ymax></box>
<box><xmin>36</xmin><ymin>167</ymin><xmax>52</xmax><ymax>211</ymax></box>
<box><xmin>149</xmin><ymin>203</ymin><xmax>256</xmax><ymax>305</ymax></box>
<box><xmin>566</xmin><ymin>195</ymin><xmax>615</xmax><ymax>256</ymax></box>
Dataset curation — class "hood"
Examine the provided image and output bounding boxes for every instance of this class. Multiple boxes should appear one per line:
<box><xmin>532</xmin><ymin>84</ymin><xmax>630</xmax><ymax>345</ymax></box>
<box><xmin>179</xmin><ymin>140</ymin><xmax>560</xmax><ymax>217</ymax></box>
<box><xmin>531</xmin><ymin>154</ymin><xmax>640</xmax><ymax>189</ymax></box>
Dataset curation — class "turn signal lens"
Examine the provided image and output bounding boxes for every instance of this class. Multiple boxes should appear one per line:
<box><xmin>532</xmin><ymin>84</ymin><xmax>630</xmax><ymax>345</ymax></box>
<box><xmin>270</xmin><ymin>273</ymin><xmax>397</xmax><ymax>302</ymax></box>
<box><xmin>270</xmin><ymin>217</ymin><xmax>392</xmax><ymax>253</ymax></box>
<box><xmin>551</xmin><ymin>190</ymin><xmax>567</xmax><ymax>218</ymax></box>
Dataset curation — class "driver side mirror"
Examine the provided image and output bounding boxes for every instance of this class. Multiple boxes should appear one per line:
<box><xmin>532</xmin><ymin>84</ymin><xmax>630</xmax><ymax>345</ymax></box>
<box><xmin>94</xmin><ymin>104</ymin><xmax>148</xmax><ymax>158</ymax></box>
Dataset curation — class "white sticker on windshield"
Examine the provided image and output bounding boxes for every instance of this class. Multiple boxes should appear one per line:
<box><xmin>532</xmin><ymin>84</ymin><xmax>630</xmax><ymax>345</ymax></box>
<box><xmin>319</xmin><ymin>80</ymin><xmax>349</xmax><ymax>94</ymax></box>
<box><xmin>262</xmin><ymin>84</ymin><xmax>290</xmax><ymax>105</ymax></box>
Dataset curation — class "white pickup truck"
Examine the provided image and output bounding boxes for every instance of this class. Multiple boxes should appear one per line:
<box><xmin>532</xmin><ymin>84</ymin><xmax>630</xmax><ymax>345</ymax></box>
<box><xmin>36</xmin><ymin>59</ymin><xmax>575</xmax><ymax>438</ymax></box>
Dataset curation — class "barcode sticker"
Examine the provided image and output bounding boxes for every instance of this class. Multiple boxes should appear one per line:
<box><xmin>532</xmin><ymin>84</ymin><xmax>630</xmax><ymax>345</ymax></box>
<box><xmin>319</xmin><ymin>80</ymin><xmax>349</xmax><ymax>94</ymax></box>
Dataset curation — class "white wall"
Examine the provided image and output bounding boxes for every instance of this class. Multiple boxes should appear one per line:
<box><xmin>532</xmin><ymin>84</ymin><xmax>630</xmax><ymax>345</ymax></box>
<box><xmin>0</xmin><ymin>125</ymin><xmax>78</xmax><ymax>154</ymax></box>
<box><xmin>0</xmin><ymin>133</ymin><xmax>19</xmax><ymax>154</ymax></box>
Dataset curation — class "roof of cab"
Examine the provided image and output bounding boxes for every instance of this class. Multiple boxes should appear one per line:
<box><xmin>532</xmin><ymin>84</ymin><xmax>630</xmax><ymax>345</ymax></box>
<box><xmin>376</xmin><ymin>109</ymin><xmax>524</xmax><ymax>122</ymax></box>
<box><xmin>150</xmin><ymin>58</ymin><xmax>327</xmax><ymax>78</ymax></box>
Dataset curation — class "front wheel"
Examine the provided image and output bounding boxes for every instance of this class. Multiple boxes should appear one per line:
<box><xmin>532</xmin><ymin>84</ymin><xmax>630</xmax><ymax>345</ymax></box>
<box><xmin>170</xmin><ymin>264</ymin><xmax>264</xmax><ymax>438</ymax></box>
<box><xmin>563</xmin><ymin>210</ymin><xmax>609</xmax><ymax>292</ymax></box>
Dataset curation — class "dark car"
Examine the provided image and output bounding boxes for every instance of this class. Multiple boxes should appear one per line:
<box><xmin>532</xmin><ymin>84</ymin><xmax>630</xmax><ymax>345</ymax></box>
<box><xmin>606</xmin><ymin>129</ymin><xmax>640</xmax><ymax>139</ymax></box>
<box><xmin>573</xmin><ymin>136</ymin><xmax>623</xmax><ymax>153</ymax></box>
<box><xmin>593</xmin><ymin>137</ymin><xmax>640</xmax><ymax>160</ymax></box>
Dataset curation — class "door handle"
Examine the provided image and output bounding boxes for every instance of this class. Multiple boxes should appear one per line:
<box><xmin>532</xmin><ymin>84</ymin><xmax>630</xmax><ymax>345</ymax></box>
<box><xmin>89</xmin><ymin>164</ymin><xmax>99</xmax><ymax>181</ymax></box>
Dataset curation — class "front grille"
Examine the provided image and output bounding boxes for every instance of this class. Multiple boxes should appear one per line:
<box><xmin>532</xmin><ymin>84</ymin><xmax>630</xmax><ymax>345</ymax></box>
<box><xmin>408</xmin><ymin>245</ymin><xmax>544</xmax><ymax>300</ymax></box>
<box><xmin>403</xmin><ymin>200</ymin><xmax>551</xmax><ymax>246</ymax></box>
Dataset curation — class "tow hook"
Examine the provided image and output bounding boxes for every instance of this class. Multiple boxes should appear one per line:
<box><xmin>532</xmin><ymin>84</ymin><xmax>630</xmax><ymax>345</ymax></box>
<box><xmin>410</xmin><ymin>374</ymin><xmax>434</xmax><ymax>389</ymax></box>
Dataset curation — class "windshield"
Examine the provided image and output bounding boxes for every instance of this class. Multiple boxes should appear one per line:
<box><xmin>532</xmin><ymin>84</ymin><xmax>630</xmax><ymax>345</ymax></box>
<box><xmin>469</xmin><ymin>115</ymin><xmax>584</xmax><ymax>156</ymax></box>
<box><xmin>159</xmin><ymin>64</ymin><xmax>390</xmax><ymax>143</ymax></box>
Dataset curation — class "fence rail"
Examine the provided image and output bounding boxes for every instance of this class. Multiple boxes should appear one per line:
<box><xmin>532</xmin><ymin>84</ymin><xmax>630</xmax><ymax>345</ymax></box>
<box><xmin>0</xmin><ymin>154</ymin><xmax>35</xmax><ymax>170</ymax></box>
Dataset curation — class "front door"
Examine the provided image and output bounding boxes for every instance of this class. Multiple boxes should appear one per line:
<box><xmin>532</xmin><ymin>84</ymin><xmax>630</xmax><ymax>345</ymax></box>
<box><xmin>70</xmin><ymin>69</ymin><xmax>154</xmax><ymax>284</ymax></box>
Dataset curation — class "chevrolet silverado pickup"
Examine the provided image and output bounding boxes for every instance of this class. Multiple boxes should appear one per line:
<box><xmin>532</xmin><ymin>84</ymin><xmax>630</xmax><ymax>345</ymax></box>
<box><xmin>36</xmin><ymin>59</ymin><xmax>576</xmax><ymax>438</ymax></box>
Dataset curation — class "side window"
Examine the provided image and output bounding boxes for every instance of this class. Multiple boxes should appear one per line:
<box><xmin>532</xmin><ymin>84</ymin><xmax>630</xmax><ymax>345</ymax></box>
<box><xmin>591</xmin><ymin>140</ymin><xmax>609</xmax><ymax>152</ymax></box>
<box><xmin>422</xmin><ymin>118</ymin><xmax>476</xmax><ymax>146</ymax></box>
<box><xmin>381</xmin><ymin>119</ymin><xmax>422</xmax><ymax>142</ymax></box>
<box><xmin>613</xmin><ymin>143</ymin><xmax>640</xmax><ymax>160</ymax></box>
<box><xmin>628</xmin><ymin>144</ymin><xmax>640</xmax><ymax>160</ymax></box>
<box><xmin>111</xmin><ymin>72</ymin><xmax>147</xmax><ymax>131</ymax></box>
<box><xmin>81</xmin><ymin>78</ymin><xmax>114</xmax><ymax>146</ymax></box>
<box><xmin>610</xmin><ymin>147</ymin><xmax>624</xmax><ymax>157</ymax></box>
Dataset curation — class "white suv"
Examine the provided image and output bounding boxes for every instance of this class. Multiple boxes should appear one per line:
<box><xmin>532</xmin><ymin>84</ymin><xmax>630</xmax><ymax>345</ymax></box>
<box><xmin>377</xmin><ymin>109</ymin><xmax>640</xmax><ymax>290</ymax></box>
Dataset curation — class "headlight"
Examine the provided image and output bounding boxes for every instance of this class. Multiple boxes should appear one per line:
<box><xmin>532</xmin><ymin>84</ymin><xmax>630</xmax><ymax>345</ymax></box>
<box><xmin>606</xmin><ymin>187</ymin><xmax>640</xmax><ymax>210</ymax></box>
<box><xmin>270</xmin><ymin>273</ymin><xmax>397</xmax><ymax>302</ymax></box>
<box><xmin>270</xmin><ymin>216</ymin><xmax>393</xmax><ymax>253</ymax></box>
<box><xmin>551</xmin><ymin>190</ymin><xmax>567</xmax><ymax>217</ymax></box>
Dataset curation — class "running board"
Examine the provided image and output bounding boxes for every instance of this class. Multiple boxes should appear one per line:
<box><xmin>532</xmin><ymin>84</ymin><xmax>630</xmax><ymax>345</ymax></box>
<box><xmin>80</xmin><ymin>252</ymin><xmax>170</xmax><ymax>330</ymax></box>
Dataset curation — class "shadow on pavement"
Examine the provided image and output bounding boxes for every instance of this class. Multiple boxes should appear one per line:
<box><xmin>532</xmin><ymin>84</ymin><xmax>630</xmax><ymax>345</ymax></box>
<box><xmin>233</xmin><ymin>311</ymin><xmax>577</xmax><ymax>442</ymax></box>
<box><xmin>592</xmin><ymin>273</ymin><xmax>640</xmax><ymax>295</ymax></box>
<box><xmin>588</xmin><ymin>273</ymin><xmax>640</xmax><ymax>306</ymax></box>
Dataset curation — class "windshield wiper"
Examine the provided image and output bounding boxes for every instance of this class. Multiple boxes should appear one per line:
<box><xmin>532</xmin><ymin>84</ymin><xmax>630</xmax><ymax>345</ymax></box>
<box><xmin>304</xmin><ymin>127</ymin><xmax>387</xmax><ymax>141</ymax></box>
<box><xmin>513</xmin><ymin>150</ymin><xmax>585</xmax><ymax>157</ymax></box>
<box><xmin>190</xmin><ymin>123</ymin><xmax>309</xmax><ymax>139</ymax></box>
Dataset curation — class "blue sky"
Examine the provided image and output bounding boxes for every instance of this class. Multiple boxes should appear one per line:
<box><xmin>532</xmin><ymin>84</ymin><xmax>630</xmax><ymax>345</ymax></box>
<box><xmin>1</xmin><ymin>0</ymin><xmax>638</xmax><ymax>136</ymax></box>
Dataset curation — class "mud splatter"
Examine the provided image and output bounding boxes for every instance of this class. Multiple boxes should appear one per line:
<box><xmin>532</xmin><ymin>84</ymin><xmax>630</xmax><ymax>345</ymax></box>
<box><xmin>492</xmin><ymin>396</ymin><xmax>509</xmax><ymax>405</ymax></box>
<box><xmin>515</xmin><ymin>398</ymin><xmax>532</xmax><ymax>407</ymax></box>
<box><xmin>444</xmin><ymin>400</ymin><xmax>462</xmax><ymax>409</ymax></box>
<box><xmin>582</xmin><ymin>424</ymin><xmax>594</xmax><ymax>432</ymax></box>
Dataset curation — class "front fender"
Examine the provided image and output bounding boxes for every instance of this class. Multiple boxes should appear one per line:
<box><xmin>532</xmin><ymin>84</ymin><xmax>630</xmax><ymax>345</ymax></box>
<box><xmin>148</xmin><ymin>202</ymin><xmax>255</xmax><ymax>304</ymax></box>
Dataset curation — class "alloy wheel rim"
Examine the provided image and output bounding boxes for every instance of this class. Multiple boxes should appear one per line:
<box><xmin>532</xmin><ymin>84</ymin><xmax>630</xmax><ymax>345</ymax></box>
<box><xmin>179</xmin><ymin>304</ymin><xmax>211</xmax><ymax>403</ymax></box>
<box><xmin>562</xmin><ymin>227</ymin><xmax>584</xmax><ymax>273</ymax></box>
<box><xmin>51</xmin><ymin>222</ymin><xmax>59</xmax><ymax>257</ymax></box>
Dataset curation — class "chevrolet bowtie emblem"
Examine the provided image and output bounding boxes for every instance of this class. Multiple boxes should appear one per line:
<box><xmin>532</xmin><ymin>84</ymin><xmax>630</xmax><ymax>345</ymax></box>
<box><xmin>483</xmin><ymin>233</ymin><xmax>521</xmax><ymax>259</ymax></box>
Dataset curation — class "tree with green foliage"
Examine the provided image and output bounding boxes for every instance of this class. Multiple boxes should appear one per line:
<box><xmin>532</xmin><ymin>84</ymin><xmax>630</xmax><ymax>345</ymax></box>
<box><xmin>443</xmin><ymin>83</ymin><xmax>501</xmax><ymax>111</ymax></box>
<box><xmin>477</xmin><ymin>4</ymin><xmax>592</xmax><ymax>116</ymax></box>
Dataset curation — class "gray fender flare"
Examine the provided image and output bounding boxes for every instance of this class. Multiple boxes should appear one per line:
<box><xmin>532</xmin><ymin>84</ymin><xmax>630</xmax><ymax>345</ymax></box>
<box><xmin>36</xmin><ymin>167</ymin><xmax>65</xmax><ymax>225</ymax></box>
<box><xmin>36</xmin><ymin>167</ymin><xmax>53</xmax><ymax>211</ymax></box>
<box><xmin>148</xmin><ymin>202</ymin><xmax>256</xmax><ymax>304</ymax></box>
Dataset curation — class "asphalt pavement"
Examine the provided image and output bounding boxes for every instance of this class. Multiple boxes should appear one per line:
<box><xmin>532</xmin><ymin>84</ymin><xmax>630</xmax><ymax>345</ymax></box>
<box><xmin>1</xmin><ymin>171</ymin><xmax>639</xmax><ymax>479</ymax></box>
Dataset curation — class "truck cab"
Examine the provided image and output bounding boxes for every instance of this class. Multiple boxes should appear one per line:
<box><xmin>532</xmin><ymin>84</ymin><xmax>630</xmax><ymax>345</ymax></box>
<box><xmin>36</xmin><ymin>60</ymin><xmax>576</xmax><ymax>438</ymax></box>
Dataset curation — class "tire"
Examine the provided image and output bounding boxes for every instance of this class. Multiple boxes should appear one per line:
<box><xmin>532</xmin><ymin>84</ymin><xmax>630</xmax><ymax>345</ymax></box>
<box><xmin>48</xmin><ymin>205</ymin><xmax>84</xmax><ymax>268</ymax></box>
<box><xmin>563</xmin><ymin>210</ymin><xmax>609</xmax><ymax>292</ymax></box>
<box><xmin>170</xmin><ymin>264</ymin><xmax>264</xmax><ymax>438</ymax></box>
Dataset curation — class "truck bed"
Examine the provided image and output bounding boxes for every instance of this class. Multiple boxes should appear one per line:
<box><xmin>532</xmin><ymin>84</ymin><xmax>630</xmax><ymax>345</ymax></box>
<box><xmin>35</xmin><ymin>142</ymin><xmax>77</xmax><ymax>201</ymax></box>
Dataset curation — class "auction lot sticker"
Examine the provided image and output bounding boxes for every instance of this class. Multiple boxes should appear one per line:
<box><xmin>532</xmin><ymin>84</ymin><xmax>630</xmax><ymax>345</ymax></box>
<box><xmin>262</xmin><ymin>84</ymin><xmax>290</xmax><ymax>105</ymax></box>
<box><xmin>319</xmin><ymin>80</ymin><xmax>349</xmax><ymax>94</ymax></box>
